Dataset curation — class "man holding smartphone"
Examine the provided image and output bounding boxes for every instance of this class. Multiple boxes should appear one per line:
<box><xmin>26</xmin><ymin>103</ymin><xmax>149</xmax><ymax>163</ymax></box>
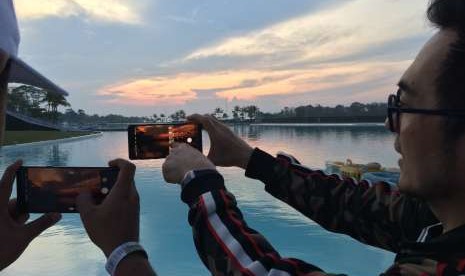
<box><xmin>163</xmin><ymin>2</ymin><xmax>465</xmax><ymax>269</ymax></box>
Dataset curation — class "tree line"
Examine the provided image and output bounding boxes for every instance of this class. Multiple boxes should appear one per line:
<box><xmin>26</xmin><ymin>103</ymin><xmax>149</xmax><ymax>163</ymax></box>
<box><xmin>262</xmin><ymin>102</ymin><xmax>387</xmax><ymax>119</ymax></box>
<box><xmin>7</xmin><ymin>85</ymin><xmax>387</xmax><ymax>125</ymax></box>
<box><xmin>8</xmin><ymin>85</ymin><xmax>70</xmax><ymax>122</ymax></box>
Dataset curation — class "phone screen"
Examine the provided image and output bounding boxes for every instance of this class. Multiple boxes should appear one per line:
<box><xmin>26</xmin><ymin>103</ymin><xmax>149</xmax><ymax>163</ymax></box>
<box><xmin>128</xmin><ymin>123</ymin><xmax>202</xmax><ymax>160</ymax></box>
<box><xmin>17</xmin><ymin>167</ymin><xmax>118</xmax><ymax>213</ymax></box>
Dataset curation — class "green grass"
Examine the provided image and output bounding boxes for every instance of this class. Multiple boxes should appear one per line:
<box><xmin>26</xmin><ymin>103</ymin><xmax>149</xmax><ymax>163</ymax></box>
<box><xmin>4</xmin><ymin>131</ymin><xmax>95</xmax><ymax>146</ymax></box>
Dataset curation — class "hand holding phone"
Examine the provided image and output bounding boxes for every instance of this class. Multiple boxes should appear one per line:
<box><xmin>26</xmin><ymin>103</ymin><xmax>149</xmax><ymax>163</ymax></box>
<box><xmin>162</xmin><ymin>143</ymin><xmax>216</xmax><ymax>184</ymax></box>
<box><xmin>16</xmin><ymin>166</ymin><xmax>119</xmax><ymax>213</ymax></box>
<box><xmin>128</xmin><ymin>123</ymin><xmax>202</xmax><ymax>160</ymax></box>
<box><xmin>0</xmin><ymin>161</ymin><xmax>61</xmax><ymax>271</ymax></box>
<box><xmin>77</xmin><ymin>159</ymin><xmax>140</xmax><ymax>257</ymax></box>
<box><xmin>188</xmin><ymin>114</ymin><xmax>254</xmax><ymax>169</ymax></box>
<box><xmin>77</xmin><ymin>159</ymin><xmax>155</xmax><ymax>274</ymax></box>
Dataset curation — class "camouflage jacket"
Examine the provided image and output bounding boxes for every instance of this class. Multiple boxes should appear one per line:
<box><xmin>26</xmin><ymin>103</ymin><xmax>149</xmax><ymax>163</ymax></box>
<box><xmin>180</xmin><ymin>148</ymin><xmax>465</xmax><ymax>275</ymax></box>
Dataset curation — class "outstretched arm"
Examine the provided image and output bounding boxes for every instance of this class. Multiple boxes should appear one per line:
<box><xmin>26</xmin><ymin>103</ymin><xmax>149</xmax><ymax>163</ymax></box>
<box><xmin>163</xmin><ymin>143</ymin><xmax>344</xmax><ymax>276</ymax></box>
<box><xmin>183</xmin><ymin>171</ymin><xmax>342</xmax><ymax>276</ymax></box>
<box><xmin>245</xmin><ymin>148</ymin><xmax>437</xmax><ymax>252</ymax></box>
<box><xmin>185</xmin><ymin>173</ymin><xmax>465</xmax><ymax>276</ymax></box>
<box><xmin>188</xmin><ymin>114</ymin><xmax>438</xmax><ymax>253</ymax></box>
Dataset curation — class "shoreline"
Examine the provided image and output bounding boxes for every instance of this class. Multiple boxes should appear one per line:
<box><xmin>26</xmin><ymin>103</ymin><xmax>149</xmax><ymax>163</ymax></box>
<box><xmin>88</xmin><ymin>121</ymin><xmax>386</xmax><ymax>131</ymax></box>
<box><xmin>0</xmin><ymin>132</ymin><xmax>103</xmax><ymax>151</ymax></box>
<box><xmin>250</xmin><ymin>122</ymin><xmax>385</xmax><ymax>127</ymax></box>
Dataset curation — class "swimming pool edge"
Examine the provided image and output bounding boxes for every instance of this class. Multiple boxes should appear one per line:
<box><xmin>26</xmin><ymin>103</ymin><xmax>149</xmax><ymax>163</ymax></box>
<box><xmin>0</xmin><ymin>132</ymin><xmax>103</xmax><ymax>151</ymax></box>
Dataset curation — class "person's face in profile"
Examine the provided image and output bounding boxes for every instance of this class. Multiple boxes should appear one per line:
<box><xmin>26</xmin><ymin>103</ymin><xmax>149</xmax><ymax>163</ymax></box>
<box><xmin>389</xmin><ymin>29</ymin><xmax>463</xmax><ymax>199</ymax></box>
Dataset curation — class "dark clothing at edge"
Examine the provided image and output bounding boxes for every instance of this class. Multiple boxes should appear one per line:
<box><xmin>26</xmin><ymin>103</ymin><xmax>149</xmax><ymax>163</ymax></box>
<box><xmin>180</xmin><ymin>148</ymin><xmax>465</xmax><ymax>275</ymax></box>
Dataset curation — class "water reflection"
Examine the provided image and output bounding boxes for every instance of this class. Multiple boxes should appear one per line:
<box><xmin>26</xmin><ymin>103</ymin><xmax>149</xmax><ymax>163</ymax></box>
<box><xmin>233</xmin><ymin>124</ymin><xmax>261</xmax><ymax>141</ymax></box>
<box><xmin>48</xmin><ymin>144</ymin><xmax>70</xmax><ymax>166</ymax></box>
<box><xmin>1</xmin><ymin>126</ymin><xmax>396</xmax><ymax>275</ymax></box>
<box><xmin>1</xmin><ymin>144</ymin><xmax>70</xmax><ymax>168</ymax></box>
<box><xmin>244</xmin><ymin>124</ymin><xmax>398</xmax><ymax>168</ymax></box>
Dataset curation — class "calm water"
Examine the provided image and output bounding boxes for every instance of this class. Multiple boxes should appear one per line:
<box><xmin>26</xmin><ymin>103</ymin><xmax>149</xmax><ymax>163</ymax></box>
<box><xmin>1</xmin><ymin>125</ymin><xmax>399</xmax><ymax>275</ymax></box>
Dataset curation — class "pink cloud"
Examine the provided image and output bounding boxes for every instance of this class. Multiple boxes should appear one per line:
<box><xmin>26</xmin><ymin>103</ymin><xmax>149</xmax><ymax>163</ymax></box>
<box><xmin>98</xmin><ymin>60</ymin><xmax>410</xmax><ymax>107</ymax></box>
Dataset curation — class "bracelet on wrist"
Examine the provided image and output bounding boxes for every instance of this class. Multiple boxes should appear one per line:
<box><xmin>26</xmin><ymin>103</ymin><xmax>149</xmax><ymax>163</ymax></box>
<box><xmin>105</xmin><ymin>242</ymin><xmax>148</xmax><ymax>275</ymax></box>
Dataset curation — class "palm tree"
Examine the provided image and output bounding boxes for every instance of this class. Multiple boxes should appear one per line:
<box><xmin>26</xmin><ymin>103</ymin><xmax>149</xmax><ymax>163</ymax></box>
<box><xmin>178</xmin><ymin>110</ymin><xmax>186</xmax><ymax>119</ymax></box>
<box><xmin>244</xmin><ymin>105</ymin><xmax>259</xmax><ymax>119</ymax></box>
<box><xmin>170</xmin><ymin>110</ymin><xmax>186</xmax><ymax>122</ymax></box>
<box><xmin>214</xmin><ymin>107</ymin><xmax>224</xmax><ymax>114</ymax></box>
<box><xmin>233</xmin><ymin>106</ymin><xmax>241</xmax><ymax>120</ymax></box>
<box><xmin>10</xmin><ymin>85</ymin><xmax>45</xmax><ymax>117</ymax></box>
<box><xmin>42</xmin><ymin>91</ymin><xmax>70</xmax><ymax>121</ymax></box>
<box><xmin>51</xmin><ymin>93</ymin><xmax>70</xmax><ymax>113</ymax></box>
<box><xmin>8</xmin><ymin>87</ymin><xmax>29</xmax><ymax>112</ymax></box>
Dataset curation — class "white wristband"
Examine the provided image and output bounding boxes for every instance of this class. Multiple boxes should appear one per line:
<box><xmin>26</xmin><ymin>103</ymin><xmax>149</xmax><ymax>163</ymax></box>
<box><xmin>105</xmin><ymin>242</ymin><xmax>148</xmax><ymax>275</ymax></box>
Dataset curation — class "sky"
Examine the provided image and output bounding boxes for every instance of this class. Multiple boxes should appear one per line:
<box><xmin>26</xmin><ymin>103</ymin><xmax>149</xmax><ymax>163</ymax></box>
<box><xmin>14</xmin><ymin>0</ymin><xmax>434</xmax><ymax>116</ymax></box>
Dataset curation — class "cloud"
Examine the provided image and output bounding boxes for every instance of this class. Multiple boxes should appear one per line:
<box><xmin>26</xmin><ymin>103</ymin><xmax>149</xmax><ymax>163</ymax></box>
<box><xmin>143</xmin><ymin>0</ymin><xmax>428</xmax><ymax>114</ymax></box>
<box><xmin>98</xmin><ymin>77</ymin><xmax>198</xmax><ymax>106</ymax></box>
<box><xmin>183</xmin><ymin>0</ymin><xmax>429</xmax><ymax>66</ymax></box>
<box><xmin>97</xmin><ymin>60</ymin><xmax>410</xmax><ymax>107</ymax></box>
<box><xmin>14</xmin><ymin>0</ymin><xmax>143</xmax><ymax>24</ymax></box>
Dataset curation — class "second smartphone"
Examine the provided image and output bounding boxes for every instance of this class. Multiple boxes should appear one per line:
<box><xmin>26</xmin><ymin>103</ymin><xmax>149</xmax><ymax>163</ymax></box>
<box><xmin>16</xmin><ymin>167</ymin><xmax>119</xmax><ymax>213</ymax></box>
<box><xmin>127</xmin><ymin>123</ymin><xmax>202</xmax><ymax>160</ymax></box>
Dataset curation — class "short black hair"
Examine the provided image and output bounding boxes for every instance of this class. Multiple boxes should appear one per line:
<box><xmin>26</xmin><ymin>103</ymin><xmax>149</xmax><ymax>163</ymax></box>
<box><xmin>427</xmin><ymin>0</ymin><xmax>465</xmax><ymax>138</ymax></box>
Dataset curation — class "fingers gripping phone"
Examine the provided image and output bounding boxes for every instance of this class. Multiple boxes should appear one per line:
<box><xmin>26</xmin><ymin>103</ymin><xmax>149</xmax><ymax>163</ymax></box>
<box><xmin>127</xmin><ymin>123</ymin><xmax>203</xmax><ymax>160</ymax></box>
<box><xmin>16</xmin><ymin>167</ymin><xmax>119</xmax><ymax>213</ymax></box>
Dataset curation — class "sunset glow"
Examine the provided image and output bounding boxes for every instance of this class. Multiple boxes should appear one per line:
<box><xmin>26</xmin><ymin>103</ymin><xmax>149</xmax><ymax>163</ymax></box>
<box><xmin>13</xmin><ymin>0</ymin><xmax>432</xmax><ymax>115</ymax></box>
<box><xmin>99</xmin><ymin>60</ymin><xmax>410</xmax><ymax>106</ymax></box>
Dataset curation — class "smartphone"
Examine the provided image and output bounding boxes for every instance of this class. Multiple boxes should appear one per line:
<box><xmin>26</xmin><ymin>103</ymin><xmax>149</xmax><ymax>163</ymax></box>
<box><xmin>16</xmin><ymin>167</ymin><xmax>119</xmax><ymax>213</ymax></box>
<box><xmin>128</xmin><ymin>123</ymin><xmax>202</xmax><ymax>160</ymax></box>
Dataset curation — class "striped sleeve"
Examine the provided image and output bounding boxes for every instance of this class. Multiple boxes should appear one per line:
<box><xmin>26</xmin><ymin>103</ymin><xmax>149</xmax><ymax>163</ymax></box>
<box><xmin>181</xmin><ymin>172</ymin><xmax>345</xmax><ymax>276</ymax></box>
<box><xmin>245</xmin><ymin>148</ymin><xmax>438</xmax><ymax>252</ymax></box>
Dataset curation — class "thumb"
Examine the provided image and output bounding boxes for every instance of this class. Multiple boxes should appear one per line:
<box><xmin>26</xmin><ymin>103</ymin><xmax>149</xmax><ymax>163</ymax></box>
<box><xmin>25</xmin><ymin>213</ymin><xmax>61</xmax><ymax>242</ymax></box>
<box><xmin>76</xmin><ymin>192</ymin><xmax>96</xmax><ymax>214</ymax></box>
